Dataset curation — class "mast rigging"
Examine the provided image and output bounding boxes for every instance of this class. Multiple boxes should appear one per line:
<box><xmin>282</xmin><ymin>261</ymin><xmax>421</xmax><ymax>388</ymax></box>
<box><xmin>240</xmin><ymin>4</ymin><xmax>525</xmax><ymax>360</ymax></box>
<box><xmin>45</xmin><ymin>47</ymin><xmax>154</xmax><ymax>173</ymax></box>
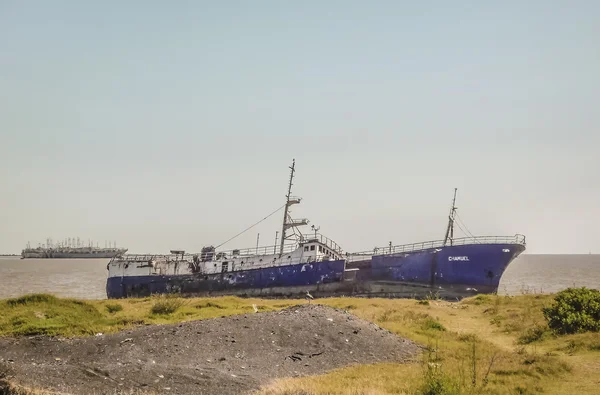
<box><xmin>443</xmin><ymin>188</ymin><xmax>458</xmax><ymax>246</ymax></box>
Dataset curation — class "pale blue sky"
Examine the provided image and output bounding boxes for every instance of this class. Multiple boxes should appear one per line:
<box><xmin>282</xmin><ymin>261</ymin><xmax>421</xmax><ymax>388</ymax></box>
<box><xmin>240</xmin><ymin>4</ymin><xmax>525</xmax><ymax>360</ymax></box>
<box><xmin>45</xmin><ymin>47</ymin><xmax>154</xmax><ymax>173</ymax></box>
<box><xmin>1</xmin><ymin>1</ymin><xmax>599</xmax><ymax>254</ymax></box>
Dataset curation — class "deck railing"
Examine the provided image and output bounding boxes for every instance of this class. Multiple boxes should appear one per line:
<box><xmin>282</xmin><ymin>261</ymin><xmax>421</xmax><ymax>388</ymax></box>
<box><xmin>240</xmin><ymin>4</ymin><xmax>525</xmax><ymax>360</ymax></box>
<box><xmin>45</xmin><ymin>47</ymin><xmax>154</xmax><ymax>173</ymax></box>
<box><xmin>346</xmin><ymin>234</ymin><xmax>526</xmax><ymax>262</ymax></box>
<box><xmin>300</xmin><ymin>233</ymin><xmax>344</xmax><ymax>254</ymax></box>
<box><xmin>112</xmin><ymin>234</ymin><xmax>525</xmax><ymax>264</ymax></box>
<box><xmin>218</xmin><ymin>243</ymin><xmax>297</xmax><ymax>257</ymax></box>
<box><xmin>113</xmin><ymin>233</ymin><xmax>346</xmax><ymax>264</ymax></box>
<box><xmin>110</xmin><ymin>252</ymin><xmax>343</xmax><ymax>266</ymax></box>
<box><xmin>112</xmin><ymin>243</ymin><xmax>300</xmax><ymax>263</ymax></box>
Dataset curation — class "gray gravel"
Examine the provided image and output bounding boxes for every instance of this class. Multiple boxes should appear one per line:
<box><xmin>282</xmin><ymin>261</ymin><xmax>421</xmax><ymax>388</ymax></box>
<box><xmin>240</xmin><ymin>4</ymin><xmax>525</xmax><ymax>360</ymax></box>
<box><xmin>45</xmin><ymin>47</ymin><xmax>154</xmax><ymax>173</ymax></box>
<box><xmin>0</xmin><ymin>304</ymin><xmax>420</xmax><ymax>395</ymax></box>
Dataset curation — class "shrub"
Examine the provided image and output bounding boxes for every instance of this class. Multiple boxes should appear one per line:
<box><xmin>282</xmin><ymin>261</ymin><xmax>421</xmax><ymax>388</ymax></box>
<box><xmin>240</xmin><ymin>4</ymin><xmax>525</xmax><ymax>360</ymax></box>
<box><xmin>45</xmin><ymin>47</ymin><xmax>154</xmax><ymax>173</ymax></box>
<box><xmin>150</xmin><ymin>295</ymin><xmax>184</xmax><ymax>315</ymax></box>
<box><xmin>105</xmin><ymin>303</ymin><xmax>123</xmax><ymax>314</ymax></box>
<box><xmin>422</xmin><ymin>317</ymin><xmax>446</xmax><ymax>331</ymax></box>
<box><xmin>419</xmin><ymin>349</ymin><xmax>460</xmax><ymax>395</ymax></box>
<box><xmin>5</xmin><ymin>294</ymin><xmax>57</xmax><ymax>307</ymax></box>
<box><xmin>542</xmin><ymin>287</ymin><xmax>600</xmax><ymax>334</ymax></box>
<box><xmin>518</xmin><ymin>324</ymin><xmax>548</xmax><ymax>344</ymax></box>
<box><xmin>420</xmin><ymin>365</ymin><xmax>460</xmax><ymax>395</ymax></box>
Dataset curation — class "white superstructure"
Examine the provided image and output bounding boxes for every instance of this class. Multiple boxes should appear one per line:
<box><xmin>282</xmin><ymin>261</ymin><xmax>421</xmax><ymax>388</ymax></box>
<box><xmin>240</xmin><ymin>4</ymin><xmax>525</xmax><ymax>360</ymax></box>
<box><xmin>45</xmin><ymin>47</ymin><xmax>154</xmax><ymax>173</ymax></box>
<box><xmin>107</xmin><ymin>159</ymin><xmax>345</xmax><ymax>279</ymax></box>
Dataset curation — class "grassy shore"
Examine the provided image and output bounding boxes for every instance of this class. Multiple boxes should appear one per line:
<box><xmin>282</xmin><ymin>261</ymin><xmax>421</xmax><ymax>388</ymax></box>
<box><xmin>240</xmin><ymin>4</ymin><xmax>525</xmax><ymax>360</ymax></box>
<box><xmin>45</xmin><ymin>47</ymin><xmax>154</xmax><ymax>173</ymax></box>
<box><xmin>1</xmin><ymin>293</ymin><xmax>599</xmax><ymax>395</ymax></box>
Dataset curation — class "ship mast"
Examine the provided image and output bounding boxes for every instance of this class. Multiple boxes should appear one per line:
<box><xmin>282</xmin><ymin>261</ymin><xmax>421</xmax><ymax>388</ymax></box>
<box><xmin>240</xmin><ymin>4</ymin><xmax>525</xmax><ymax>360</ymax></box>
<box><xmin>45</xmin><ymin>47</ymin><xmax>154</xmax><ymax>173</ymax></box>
<box><xmin>279</xmin><ymin>159</ymin><xmax>308</xmax><ymax>255</ymax></box>
<box><xmin>443</xmin><ymin>188</ymin><xmax>458</xmax><ymax>246</ymax></box>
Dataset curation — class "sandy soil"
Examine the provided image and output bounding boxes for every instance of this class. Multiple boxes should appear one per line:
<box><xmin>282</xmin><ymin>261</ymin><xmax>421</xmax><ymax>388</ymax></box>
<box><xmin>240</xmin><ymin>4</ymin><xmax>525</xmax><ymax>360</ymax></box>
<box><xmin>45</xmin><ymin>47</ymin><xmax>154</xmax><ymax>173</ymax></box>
<box><xmin>0</xmin><ymin>304</ymin><xmax>420</xmax><ymax>395</ymax></box>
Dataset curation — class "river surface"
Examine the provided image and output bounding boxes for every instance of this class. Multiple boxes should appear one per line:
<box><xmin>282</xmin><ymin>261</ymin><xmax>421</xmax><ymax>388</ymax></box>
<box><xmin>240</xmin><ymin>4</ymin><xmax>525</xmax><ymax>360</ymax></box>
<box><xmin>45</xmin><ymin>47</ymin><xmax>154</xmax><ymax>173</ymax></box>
<box><xmin>0</xmin><ymin>254</ymin><xmax>598</xmax><ymax>300</ymax></box>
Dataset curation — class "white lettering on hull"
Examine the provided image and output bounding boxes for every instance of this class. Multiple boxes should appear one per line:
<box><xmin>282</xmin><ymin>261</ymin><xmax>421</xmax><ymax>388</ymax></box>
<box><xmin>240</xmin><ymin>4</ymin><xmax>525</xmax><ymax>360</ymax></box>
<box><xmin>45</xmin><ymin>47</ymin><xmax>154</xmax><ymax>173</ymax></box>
<box><xmin>448</xmin><ymin>256</ymin><xmax>470</xmax><ymax>261</ymax></box>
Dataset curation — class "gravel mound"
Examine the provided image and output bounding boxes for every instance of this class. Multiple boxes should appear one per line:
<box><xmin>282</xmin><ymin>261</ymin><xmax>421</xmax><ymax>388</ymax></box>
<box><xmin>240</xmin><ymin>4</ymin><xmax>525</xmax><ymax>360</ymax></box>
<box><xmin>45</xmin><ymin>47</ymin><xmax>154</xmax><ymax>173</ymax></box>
<box><xmin>0</xmin><ymin>304</ymin><xmax>419</xmax><ymax>395</ymax></box>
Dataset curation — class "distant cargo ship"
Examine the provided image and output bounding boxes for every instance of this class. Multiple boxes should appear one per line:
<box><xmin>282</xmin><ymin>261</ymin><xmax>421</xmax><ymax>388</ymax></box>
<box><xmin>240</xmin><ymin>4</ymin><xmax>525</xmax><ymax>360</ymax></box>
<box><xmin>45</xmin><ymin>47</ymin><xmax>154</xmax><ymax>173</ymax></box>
<box><xmin>21</xmin><ymin>239</ymin><xmax>127</xmax><ymax>259</ymax></box>
<box><xmin>107</xmin><ymin>160</ymin><xmax>526</xmax><ymax>300</ymax></box>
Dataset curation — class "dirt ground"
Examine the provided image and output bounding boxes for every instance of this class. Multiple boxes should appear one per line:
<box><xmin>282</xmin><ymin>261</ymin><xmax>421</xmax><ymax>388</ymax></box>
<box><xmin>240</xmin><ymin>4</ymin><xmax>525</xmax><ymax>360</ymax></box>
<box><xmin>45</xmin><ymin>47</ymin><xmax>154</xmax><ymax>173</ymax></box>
<box><xmin>0</xmin><ymin>305</ymin><xmax>420</xmax><ymax>395</ymax></box>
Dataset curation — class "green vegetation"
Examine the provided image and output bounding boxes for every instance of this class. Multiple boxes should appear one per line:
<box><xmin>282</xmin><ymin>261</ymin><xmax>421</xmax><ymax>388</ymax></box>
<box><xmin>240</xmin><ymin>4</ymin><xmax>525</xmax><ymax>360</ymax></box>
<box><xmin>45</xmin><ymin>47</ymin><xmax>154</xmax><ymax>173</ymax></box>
<box><xmin>417</xmin><ymin>343</ymin><xmax>460</xmax><ymax>395</ymax></box>
<box><xmin>1</xmin><ymin>289</ymin><xmax>599</xmax><ymax>394</ymax></box>
<box><xmin>149</xmin><ymin>294</ymin><xmax>184</xmax><ymax>315</ymax></box>
<box><xmin>543</xmin><ymin>287</ymin><xmax>600</xmax><ymax>334</ymax></box>
<box><xmin>419</xmin><ymin>362</ymin><xmax>460</xmax><ymax>395</ymax></box>
<box><xmin>421</xmin><ymin>317</ymin><xmax>446</xmax><ymax>332</ymax></box>
<box><xmin>0</xmin><ymin>294</ymin><xmax>109</xmax><ymax>337</ymax></box>
<box><xmin>0</xmin><ymin>294</ymin><xmax>300</xmax><ymax>337</ymax></box>
<box><xmin>518</xmin><ymin>325</ymin><xmax>548</xmax><ymax>344</ymax></box>
<box><xmin>104</xmin><ymin>303</ymin><xmax>123</xmax><ymax>314</ymax></box>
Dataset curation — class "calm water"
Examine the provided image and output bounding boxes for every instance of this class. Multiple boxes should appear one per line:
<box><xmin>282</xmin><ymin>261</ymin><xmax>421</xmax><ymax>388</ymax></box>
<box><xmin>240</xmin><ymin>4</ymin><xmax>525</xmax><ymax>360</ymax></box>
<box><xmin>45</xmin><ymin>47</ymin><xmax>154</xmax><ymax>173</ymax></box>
<box><xmin>0</xmin><ymin>254</ymin><xmax>598</xmax><ymax>300</ymax></box>
<box><xmin>0</xmin><ymin>258</ymin><xmax>109</xmax><ymax>300</ymax></box>
<box><xmin>499</xmin><ymin>254</ymin><xmax>600</xmax><ymax>295</ymax></box>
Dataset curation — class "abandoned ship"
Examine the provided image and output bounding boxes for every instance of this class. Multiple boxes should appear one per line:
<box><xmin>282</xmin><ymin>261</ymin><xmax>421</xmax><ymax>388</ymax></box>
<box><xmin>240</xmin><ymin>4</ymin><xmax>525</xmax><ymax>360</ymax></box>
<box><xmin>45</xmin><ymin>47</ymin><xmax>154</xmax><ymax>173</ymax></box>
<box><xmin>106</xmin><ymin>161</ymin><xmax>526</xmax><ymax>300</ymax></box>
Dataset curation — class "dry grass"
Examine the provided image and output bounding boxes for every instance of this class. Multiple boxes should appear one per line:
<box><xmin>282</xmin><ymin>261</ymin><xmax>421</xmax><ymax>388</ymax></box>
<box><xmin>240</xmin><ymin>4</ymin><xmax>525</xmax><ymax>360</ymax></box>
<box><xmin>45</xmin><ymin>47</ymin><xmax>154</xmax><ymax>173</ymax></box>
<box><xmin>256</xmin><ymin>295</ymin><xmax>598</xmax><ymax>395</ymax></box>
<box><xmin>256</xmin><ymin>363</ymin><xmax>420</xmax><ymax>395</ymax></box>
<box><xmin>1</xmin><ymin>293</ymin><xmax>599</xmax><ymax>394</ymax></box>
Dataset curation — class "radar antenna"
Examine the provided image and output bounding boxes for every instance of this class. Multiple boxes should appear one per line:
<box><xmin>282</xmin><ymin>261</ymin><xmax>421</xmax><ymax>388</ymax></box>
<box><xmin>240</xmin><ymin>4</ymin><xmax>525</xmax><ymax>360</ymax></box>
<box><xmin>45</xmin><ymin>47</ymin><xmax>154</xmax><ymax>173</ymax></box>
<box><xmin>311</xmin><ymin>224</ymin><xmax>320</xmax><ymax>239</ymax></box>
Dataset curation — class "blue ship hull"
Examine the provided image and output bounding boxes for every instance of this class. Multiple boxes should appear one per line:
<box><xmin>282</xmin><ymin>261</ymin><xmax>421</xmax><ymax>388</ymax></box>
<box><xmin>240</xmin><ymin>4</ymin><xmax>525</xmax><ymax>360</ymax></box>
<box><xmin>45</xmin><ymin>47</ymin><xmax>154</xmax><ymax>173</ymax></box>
<box><xmin>357</xmin><ymin>242</ymin><xmax>526</xmax><ymax>294</ymax></box>
<box><xmin>107</xmin><ymin>241</ymin><xmax>524</xmax><ymax>299</ymax></box>
<box><xmin>107</xmin><ymin>260</ymin><xmax>346</xmax><ymax>299</ymax></box>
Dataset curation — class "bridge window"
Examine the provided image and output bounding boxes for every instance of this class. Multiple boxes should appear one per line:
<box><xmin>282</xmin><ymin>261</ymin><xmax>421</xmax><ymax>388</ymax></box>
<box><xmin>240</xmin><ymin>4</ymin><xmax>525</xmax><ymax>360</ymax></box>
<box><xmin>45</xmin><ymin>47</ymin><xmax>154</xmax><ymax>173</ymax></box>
<box><xmin>310</xmin><ymin>245</ymin><xmax>315</xmax><ymax>251</ymax></box>
<box><xmin>304</xmin><ymin>246</ymin><xmax>309</xmax><ymax>252</ymax></box>
<box><xmin>221</xmin><ymin>262</ymin><xmax>228</xmax><ymax>273</ymax></box>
